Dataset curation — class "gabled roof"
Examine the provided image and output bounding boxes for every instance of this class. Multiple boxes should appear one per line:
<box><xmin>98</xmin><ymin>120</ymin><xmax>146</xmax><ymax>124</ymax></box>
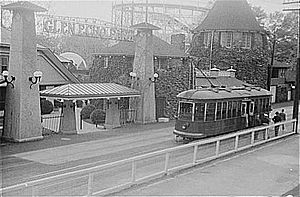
<box><xmin>193</xmin><ymin>0</ymin><xmax>264</xmax><ymax>33</ymax></box>
<box><xmin>2</xmin><ymin>1</ymin><xmax>46</xmax><ymax>12</ymax></box>
<box><xmin>93</xmin><ymin>36</ymin><xmax>187</xmax><ymax>58</ymax></box>
<box><xmin>0</xmin><ymin>42</ymin><xmax>80</xmax><ymax>84</ymax></box>
<box><xmin>40</xmin><ymin>83</ymin><xmax>140</xmax><ymax>99</ymax></box>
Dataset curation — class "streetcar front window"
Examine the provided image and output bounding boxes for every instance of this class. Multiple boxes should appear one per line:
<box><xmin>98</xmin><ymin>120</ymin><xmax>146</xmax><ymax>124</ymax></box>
<box><xmin>178</xmin><ymin>102</ymin><xmax>193</xmax><ymax>120</ymax></box>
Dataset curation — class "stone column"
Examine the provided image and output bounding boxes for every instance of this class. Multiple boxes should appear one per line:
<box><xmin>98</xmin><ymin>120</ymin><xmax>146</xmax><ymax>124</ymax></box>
<box><xmin>130</xmin><ymin>22</ymin><xmax>160</xmax><ymax>124</ymax></box>
<box><xmin>104</xmin><ymin>98</ymin><xmax>121</xmax><ymax>129</ymax></box>
<box><xmin>60</xmin><ymin>100</ymin><xmax>77</xmax><ymax>134</ymax></box>
<box><xmin>2</xmin><ymin>2</ymin><xmax>46</xmax><ymax>142</ymax></box>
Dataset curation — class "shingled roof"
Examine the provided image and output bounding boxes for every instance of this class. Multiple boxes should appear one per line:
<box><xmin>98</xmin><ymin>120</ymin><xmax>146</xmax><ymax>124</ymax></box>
<box><xmin>93</xmin><ymin>36</ymin><xmax>187</xmax><ymax>58</ymax></box>
<box><xmin>193</xmin><ymin>0</ymin><xmax>264</xmax><ymax>33</ymax></box>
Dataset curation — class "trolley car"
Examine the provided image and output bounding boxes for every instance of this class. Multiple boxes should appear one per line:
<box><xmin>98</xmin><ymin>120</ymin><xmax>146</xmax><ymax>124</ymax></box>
<box><xmin>174</xmin><ymin>86</ymin><xmax>272</xmax><ymax>141</ymax></box>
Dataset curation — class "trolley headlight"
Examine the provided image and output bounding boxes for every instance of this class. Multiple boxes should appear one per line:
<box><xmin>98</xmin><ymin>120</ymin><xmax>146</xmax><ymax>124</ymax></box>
<box><xmin>181</xmin><ymin>123</ymin><xmax>190</xmax><ymax>130</ymax></box>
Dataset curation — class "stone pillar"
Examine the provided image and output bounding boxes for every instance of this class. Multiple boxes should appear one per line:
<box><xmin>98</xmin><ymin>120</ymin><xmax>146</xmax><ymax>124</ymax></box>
<box><xmin>130</xmin><ymin>22</ymin><xmax>160</xmax><ymax>124</ymax></box>
<box><xmin>2</xmin><ymin>2</ymin><xmax>46</xmax><ymax>142</ymax></box>
<box><xmin>60</xmin><ymin>100</ymin><xmax>77</xmax><ymax>134</ymax></box>
<box><xmin>104</xmin><ymin>98</ymin><xmax>121</xmax><ymax>129</ymax></box>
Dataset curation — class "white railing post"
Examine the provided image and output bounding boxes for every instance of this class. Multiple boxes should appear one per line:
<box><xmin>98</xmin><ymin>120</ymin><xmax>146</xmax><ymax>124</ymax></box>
<box><xmin>164</xmin><ymin>153</ymin><xmax>170</xmax><ymax>174</ymax></box>
<box><xmin>131</xmin><ymin>161</ymin><xmax>136</xmax><ymax>183</ymax></box>
<box><xmin>234</xmin><ymin>135</ymin><xmax>239</xmax><ymax>150</ymax></box>
<box><xmin>215</xmin><ymin>140</ymin><xmax>220</xmax><ymax>156</ymax></box>
<box><xmin>31</xmin><ymin>186</ymin><xmax>38</xmax><ymax>197</ymax></box>
<box><xmin>251</xmin><ymin>131</ymin><xmax>255</xmax><ymax>145</ymax></box>
<box><xmin>87</xmin><ymin>173</ymin><xmax>94</xmax><ymax>196</ymax></box>
<box><xmin>265</xmin><ymin>128</ymin><xmax>269</xmax><ymax>140</ymax></box>
<box><xmin>193</xmin><ymin>145</ymin><xmax>198</xmax><ymax>164</ymax></box>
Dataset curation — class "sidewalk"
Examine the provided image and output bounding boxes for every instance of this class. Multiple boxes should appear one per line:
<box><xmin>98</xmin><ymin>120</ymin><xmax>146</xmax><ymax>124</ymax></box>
<box><xmin>118</xmin><ymin>134</ymin><xmax>300</xmax><ymax>196</ymax></box>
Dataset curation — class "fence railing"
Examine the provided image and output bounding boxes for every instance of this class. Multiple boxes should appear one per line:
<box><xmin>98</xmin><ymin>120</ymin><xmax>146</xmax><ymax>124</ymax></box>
<box><xmin>41</xmin><ymin>114</ymin><xmax>63</xmax><ymax>133</ymax></box>
<box><xmin>0</xmin><ymin>119</ymin><xmax>297</xmax><ymax>196</ymax></box>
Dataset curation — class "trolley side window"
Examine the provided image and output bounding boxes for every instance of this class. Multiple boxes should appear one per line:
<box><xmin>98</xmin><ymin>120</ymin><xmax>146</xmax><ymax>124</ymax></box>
<box><xmin>227</xmin><ymin>101</ymin><xmax>232</xmax><ymax>118</ymax></box>
<box><xmin>222</xmin><ymin>101</ymin><xmax>227</xmax><ymax>119</ymax></box>
<box><xmin>237</xmin><ymin>101</ymin><xmax>241</xmax><ymax>116</ymax></box>
<box><xmin>195</xmin><ymin>103</ymin><xmax>205</xmax><ymax>122</ymax></box>
<box><xmin>232</xmin><ymin>101</ymin><xmax>237</xmax><ymax>117</ymax></box>
<box><xmin>216</xmin><ymin>102</ymin><xmax>222</xmax><ymax>120</ymax></box>
<box><xmin>206</xmin><ymin>102</ymin><xmax>216</xmax><ymax>122</ymax></box>
<box><xmin>179</xmin><ymin>102</ymin><xmax>193</xmax><ymax>120</ymax></box>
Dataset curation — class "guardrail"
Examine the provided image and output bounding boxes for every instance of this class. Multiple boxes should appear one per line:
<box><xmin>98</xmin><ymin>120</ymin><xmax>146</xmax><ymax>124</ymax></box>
<box><xmin>0</xmin><ymin>119</ymin><xmax>297</xmax><ymax>196</ymax></box>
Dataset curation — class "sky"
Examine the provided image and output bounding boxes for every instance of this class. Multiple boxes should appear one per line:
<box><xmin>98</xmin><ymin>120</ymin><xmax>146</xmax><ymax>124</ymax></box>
<box><xmin>44</xmin><ymin>0</ymin><xmax>285</xmax><ymax>22</ymax></box>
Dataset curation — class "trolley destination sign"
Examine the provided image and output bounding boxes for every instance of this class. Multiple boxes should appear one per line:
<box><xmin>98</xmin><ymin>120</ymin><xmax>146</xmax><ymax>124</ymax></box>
<box><xmin>41</xmin><ymin>15</ymin><xmax>135</xmax><ymax>41</ymax></box>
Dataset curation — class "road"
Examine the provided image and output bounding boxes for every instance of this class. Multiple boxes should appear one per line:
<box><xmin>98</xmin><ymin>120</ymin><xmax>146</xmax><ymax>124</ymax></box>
<box><xmin>0</xmin><ymin>104</ymin><xmax>297</xmax><ymax>196</ymax></box>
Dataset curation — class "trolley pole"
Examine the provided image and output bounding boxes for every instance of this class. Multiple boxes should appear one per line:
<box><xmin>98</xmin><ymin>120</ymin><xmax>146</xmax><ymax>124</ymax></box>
<box><xmin>283</xmin><ymin>0</ymin><xmax>300</xmax><ymax>133</ymax></box>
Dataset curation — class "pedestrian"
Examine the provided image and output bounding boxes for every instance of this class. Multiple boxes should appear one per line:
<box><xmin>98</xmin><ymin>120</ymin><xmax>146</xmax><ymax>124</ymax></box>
<box><xmin>272</xmin><ymin>112</ymin><xmax>281</xmax><ymax>137</ymax></box>
<box><xmin>279</xmin><ymin>109</ymin><xmax>286</xmax><ymax>131</ymax></box>
<box><xmin>261</xmin><ymin>113</ymin><xmax>270</xmax><ymax>125</ymax></box>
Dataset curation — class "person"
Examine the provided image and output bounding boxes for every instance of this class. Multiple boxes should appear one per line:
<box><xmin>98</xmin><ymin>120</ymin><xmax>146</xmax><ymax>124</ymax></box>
<box><xmin>279</xmin><ymin>109</ymin><xmax>286</xmax><ymax>131</ymax></box>
<box><xmin>272</xmin><ymin>112</ymin><xmax>281</xmax><ymax>137</ymax></box>
<box><xmin>261</xmin><ymin>113</ymin><xmax>270</xmax><ymax>125</ymax></box>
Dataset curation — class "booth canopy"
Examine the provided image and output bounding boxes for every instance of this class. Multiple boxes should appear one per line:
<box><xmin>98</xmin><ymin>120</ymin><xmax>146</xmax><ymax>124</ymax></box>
<box><xmin>40</xmin><ymin>83</ymin><xmax>140</xmax><ymax>100</ymax></box>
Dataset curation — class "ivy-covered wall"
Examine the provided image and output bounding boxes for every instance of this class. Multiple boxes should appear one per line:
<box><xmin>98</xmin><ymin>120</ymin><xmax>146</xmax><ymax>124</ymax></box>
<box><xmin>189</xmin><ymin>46</ymin><xmax>269</xmax><ymax>89</ymax></box>
<box><xmin>90</xmin><ymin>55</ymin><xmax>191</xmax><ymax>119</ymax></box>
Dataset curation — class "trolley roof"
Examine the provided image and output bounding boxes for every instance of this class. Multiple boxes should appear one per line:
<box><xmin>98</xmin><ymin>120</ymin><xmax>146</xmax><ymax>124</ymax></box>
<box><xmin>177</xmin><ymin>87</ymin><xmax>272</xmax><ymax>101</ymax></box>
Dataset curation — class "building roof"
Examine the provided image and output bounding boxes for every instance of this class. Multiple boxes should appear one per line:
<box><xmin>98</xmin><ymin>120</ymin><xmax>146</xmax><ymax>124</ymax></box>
<box><xmin>93</xmin><ymin>35</ymin><xmax>187</xmax><ymax>58</ymax></box>
<box><xmin>2</xmin><ymin>1</ymin><xmax>46</xmax><ymax>12</ymax></box>
<box><xmin>193</xmin><ymin>0</ymin><xmax>264</xmax><ymax>33</ymax></box>
<box><xmin>0</xmin><ymin>42</ymin><xmax>80</xmax><ymax>84</ymax></box>
<box><xmin>130</xmin><ymin>22</ymin><xmax>160</xmax><ymax>30</ymax></box>
<box><xmin>40</xmin><ymin>83</ymin><xmax>140</xmax><ymax>100</ymax></box>
<box><xmin>177</xmin><ymin>87</ymin><xmax>271</xmax><ymax>100</ymax></box>
<box><xmin>272</xmin><ymin>60</ymin><xmax>291</xmax><ymax>68</ymax></box>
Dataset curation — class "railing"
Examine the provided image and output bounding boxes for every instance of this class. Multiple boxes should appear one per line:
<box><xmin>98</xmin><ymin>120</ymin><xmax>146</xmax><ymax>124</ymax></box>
<box><xmin>120</xmin><ymin>109</ymin><xmax>136</xmax><ymax>125</ymax></box>
<box><xmin>0</xmin><ymin>119</ymin><xmax>297</xmax><ymax>196</ymax></box>
<box><xmin>41</xmin><ymin>114</ymin><xmax>63</xmax><ymax>133</ymax></box>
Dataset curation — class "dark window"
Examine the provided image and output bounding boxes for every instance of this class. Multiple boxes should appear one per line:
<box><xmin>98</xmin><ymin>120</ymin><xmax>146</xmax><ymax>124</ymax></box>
<box><xmin>216</xmin><ymin>102</ymin><xmax>222</xmax><ymax>120</ymax></box>
<box><xmin>237</xmin><ymin>101</ymin><xmax>241</xmax><ymax>116</ymax></box>
<box><xmin>254</xmin><ymin>99</ymin><xmax>258</xmax><ymax>114</ymax></box>
<box><xmin>241</xmin><ymin>103</ymin><xmax>247</xmax><ymax>116</ymax></box>
<box><xmin>232</xmin><ymin>101</ymin><xmax>237</xmax><ymax>117</ymax></box>
<box><xmin>179</xmin><ymin>102</ymin><xmax>193</xmax><ymax>121</ymax></box>
<box><xmin>222</xmin><ymin>102</ymin><xmax>227</xmax><ymax>119</ymax></box>
<box><xmin>206</xmin><ymin>103</ymin><xmax>216</xmax><ymax>122</ymax></box>
<box><xmin>227</xmin><ymin>101</ymin><xmax>232</xmax><ymax>118</ymax></box>
<box><xmin>1</xmin><ymin>56</ymin><xmax>9</xmax><ymax>73</ymax></box>
<box><xmin>195</xmin><ymin>103</ymin><xmax>205</xmax><ymax>122</ymax></box>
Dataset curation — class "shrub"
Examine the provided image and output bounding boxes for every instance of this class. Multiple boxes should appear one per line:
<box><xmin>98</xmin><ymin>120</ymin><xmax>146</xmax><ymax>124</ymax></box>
<box><xmin>80</xmin><ymin>104</ymin><xmax>96</xmax><ymax>119</ymax></box>
<box><xmin>90</xmin><ymin>109</ymin><xmax>106</xmax><ymax>124</ymax></box>
<box><xmin>41</xmin><ymin>100</ymin><xmax>54</xmax><ymax>115</ymax></box>
<box><xmin>76</xmin><ymin>100</ymin><xmax>83</xmax><ymax>108</ymax></box>
<box><xmin>90</xmin><ymin>99</ymin><xmax>104</xmax><ymax>109</ymax></box>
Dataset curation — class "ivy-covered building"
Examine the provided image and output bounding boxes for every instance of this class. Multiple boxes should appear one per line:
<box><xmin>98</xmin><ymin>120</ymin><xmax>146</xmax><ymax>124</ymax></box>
<box><xmin>189</xmin><ymin>0</ymin><xmax>269</xmax><ymax>90</ymax></box>
<box><xmin>90</xmin><ymin>36</ymin><xmax>189</xmax><ymax>119</ymax></box>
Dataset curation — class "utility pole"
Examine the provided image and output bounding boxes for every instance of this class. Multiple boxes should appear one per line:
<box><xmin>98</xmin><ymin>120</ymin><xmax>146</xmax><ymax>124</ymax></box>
<box><xmin>283</xmin><ymin>0</ymin><xmax>300</xmax><ymax>133</ymax></box>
